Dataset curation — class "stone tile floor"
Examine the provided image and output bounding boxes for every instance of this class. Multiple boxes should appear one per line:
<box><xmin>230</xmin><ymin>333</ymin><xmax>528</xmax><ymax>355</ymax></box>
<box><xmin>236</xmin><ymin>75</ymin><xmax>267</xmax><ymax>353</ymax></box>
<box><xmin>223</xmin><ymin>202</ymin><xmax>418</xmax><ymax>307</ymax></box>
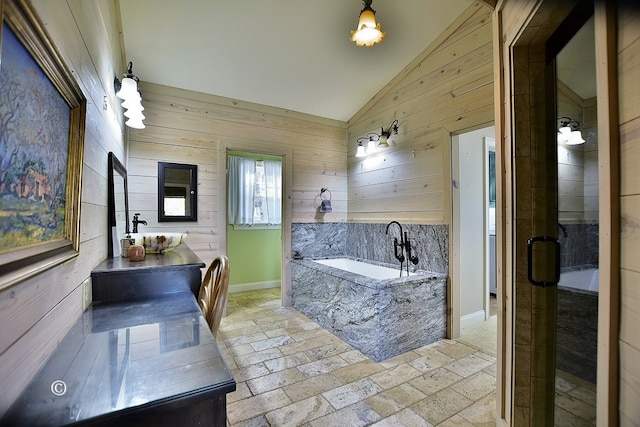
<box><xmin>218</xmin><ymin>288</ymin><xmax>596</xmax><ymax>426</ymax></box>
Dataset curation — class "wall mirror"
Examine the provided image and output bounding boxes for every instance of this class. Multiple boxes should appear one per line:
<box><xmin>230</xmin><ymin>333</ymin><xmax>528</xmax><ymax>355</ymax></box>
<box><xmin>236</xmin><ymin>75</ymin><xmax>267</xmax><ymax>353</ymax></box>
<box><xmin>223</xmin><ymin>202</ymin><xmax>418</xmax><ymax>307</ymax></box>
<box><xmin>108</xmin><ymin>152</ymin><xmax>130</xmax><ymax>257</ymax></box>
<box><xmin>158</xmin><ymin>162</ymin><xmax>197</xmax><ymax>222</ymax></box>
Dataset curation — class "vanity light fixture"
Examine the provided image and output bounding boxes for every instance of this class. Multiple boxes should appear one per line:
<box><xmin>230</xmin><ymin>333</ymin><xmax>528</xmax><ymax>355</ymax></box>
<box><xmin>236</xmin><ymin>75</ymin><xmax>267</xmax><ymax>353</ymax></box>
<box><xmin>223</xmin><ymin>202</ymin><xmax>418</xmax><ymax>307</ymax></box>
<box><xmin>355</xmin><ymin>120</ymin><xmax>399</xmax><ymax>157</ymax></box>
<box><xmin>350</xmin><ymin>0</ymin><xmax>385</xmax><ymax>47</ymax></box>
<box><xmin>557</xmin><ymin>117</ymin><xmax>584</xmax><ymax>145</ymax></box>
<box><xmin>115</xmin><ymin>61</ymin><xmax>145</xmax><ymax>129</ymax></box>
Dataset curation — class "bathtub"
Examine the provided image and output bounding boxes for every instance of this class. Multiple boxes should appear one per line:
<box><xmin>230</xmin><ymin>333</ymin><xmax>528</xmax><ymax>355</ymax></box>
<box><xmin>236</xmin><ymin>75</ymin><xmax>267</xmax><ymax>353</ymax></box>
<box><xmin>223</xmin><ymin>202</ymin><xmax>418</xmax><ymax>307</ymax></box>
<box><xmin>291</xmin><ymin>257</ymin><xmax>447</xmax><ymax>362</ymax></box>
<box><xmin>559</xmin><ymin>268</ymin><xmax>599</xmax><ymax>293</ymax></box>
<box><xmin>313</xmin><ymin>258</ymin><xmax>415</xmax><ymax>279</ymax></box>
<box><xmin>556</xmin><ymin>267</ymin><xmax>598</xmax><ymax>384</ymax></box>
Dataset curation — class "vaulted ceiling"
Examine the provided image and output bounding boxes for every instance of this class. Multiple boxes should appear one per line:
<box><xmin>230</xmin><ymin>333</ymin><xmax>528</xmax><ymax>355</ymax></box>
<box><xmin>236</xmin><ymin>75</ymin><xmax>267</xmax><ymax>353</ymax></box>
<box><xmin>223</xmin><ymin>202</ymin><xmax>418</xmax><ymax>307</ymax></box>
<box><xmin>118</xmin><ymin>0</ymin><xmax>474</xmax><ymax>122</ymax></box>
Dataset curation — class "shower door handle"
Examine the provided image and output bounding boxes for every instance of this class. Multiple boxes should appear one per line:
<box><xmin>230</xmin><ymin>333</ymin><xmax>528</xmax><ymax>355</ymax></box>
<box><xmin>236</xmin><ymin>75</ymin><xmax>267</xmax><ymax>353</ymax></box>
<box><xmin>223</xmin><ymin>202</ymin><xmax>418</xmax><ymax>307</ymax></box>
<box><xmin>527</xmin><ymin>236</ymin><xmax>560</xmax><ymax>287</ymax></box>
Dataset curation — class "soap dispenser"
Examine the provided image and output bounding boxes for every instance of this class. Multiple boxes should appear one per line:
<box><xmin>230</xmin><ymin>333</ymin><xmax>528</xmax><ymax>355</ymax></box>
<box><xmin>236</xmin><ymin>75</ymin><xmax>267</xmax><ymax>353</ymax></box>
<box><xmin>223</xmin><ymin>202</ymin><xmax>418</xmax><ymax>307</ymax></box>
<box><xmin>121</xmin><ymin>233</ymin><xmax>135</xmax><ymax>258</ymax></box>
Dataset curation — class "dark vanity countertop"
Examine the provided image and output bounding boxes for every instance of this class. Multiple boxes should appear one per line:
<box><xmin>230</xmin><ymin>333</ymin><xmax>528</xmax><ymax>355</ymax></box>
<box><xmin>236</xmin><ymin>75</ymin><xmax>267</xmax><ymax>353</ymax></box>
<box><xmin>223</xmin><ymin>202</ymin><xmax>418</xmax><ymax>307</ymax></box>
<box><xmin>91</xmin><ymin>243</ymin><xmax>205</xmax><ymax>275</ymax></box>
<box><xmin>2</xmin><ymin>292</ymin><xmax>235</xmax><ymax>426</ymax></box>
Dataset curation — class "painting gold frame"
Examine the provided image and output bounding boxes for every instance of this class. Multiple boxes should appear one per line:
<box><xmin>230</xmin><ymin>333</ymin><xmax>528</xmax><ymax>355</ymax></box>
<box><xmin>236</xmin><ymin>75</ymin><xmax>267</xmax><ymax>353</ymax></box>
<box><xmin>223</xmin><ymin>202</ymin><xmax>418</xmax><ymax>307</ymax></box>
<box><xmin>0</xmin><ymin>0</ymin><xmax>86</xmax><ymax>290</ymax></box>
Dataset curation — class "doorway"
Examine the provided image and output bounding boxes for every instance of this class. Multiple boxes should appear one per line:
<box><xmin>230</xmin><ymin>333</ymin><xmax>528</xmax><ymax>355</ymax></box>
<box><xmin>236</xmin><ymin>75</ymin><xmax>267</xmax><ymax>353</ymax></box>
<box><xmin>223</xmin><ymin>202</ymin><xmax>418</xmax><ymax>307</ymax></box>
<box><xmin>225</xmin><ymin>150</ymin><xmax>284</xmax><ymax>296</ymax></box>
<box><xmin>496</xmin><ymin>0</ymin><xmax>614</xmax><ymax>423</ymax></box>
<box><xmin>451</xmin><ymin>125</ymin><xmax>496</xmax><ymax>340</ymax></box>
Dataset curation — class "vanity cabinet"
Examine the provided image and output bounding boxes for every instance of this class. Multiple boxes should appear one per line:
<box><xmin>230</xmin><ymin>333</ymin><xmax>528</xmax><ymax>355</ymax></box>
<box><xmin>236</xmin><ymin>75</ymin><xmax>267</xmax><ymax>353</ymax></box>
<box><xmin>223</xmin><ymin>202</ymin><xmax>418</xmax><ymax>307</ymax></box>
<box><xmin>91</xmin><ymin>244</ymin><xmax>205</xmax><ymax>302</ymax></box>
<box><xmin>3</xmin><ymin>245</ymin><xmax>235</xmax><ymax>426</ymax></box>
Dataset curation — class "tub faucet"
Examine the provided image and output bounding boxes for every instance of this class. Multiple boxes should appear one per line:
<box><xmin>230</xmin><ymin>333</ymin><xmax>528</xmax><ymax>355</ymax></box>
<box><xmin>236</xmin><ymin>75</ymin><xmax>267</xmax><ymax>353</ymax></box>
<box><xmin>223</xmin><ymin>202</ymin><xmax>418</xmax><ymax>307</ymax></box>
<box><xmin>386</xmin><ymin>221</ymin><xmax>419</xmax><ymax>276</ymax></box>
<box><xmin>558</xmin><ymin>223</ymin><xmax>568</xmax><ymax>237</ymax></box>
<box><xmin>385</xmin><ymin>221</ymin><xmax>405</xmax><ymax>264</ymax></box>
<box><xmin>132</xmin><ymin>213</ymin><xmax>147</xmax><ymax>233</ymax></box>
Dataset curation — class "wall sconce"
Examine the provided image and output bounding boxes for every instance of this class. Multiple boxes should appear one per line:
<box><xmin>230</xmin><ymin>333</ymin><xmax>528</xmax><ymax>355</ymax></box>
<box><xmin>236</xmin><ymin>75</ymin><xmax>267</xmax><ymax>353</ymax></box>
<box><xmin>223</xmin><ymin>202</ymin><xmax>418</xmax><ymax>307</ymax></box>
<box><xmin>350</xmin><ymin>0</ymin><xmax>385</xmax><ymax>47</ymax></box>
<box><xmin>557</xmin><ymin>117</ymin><xmax>584</xmax><ymax>145</ymax></box>
<box><xmin>114</xmin><ymin>61</ymin><xmax>145</xmax><ymax>129</ymax></box>
<box><xmin>355</xmin><ymin>120</ymin><xmax>399</xmax><ymax>157</ymax></box>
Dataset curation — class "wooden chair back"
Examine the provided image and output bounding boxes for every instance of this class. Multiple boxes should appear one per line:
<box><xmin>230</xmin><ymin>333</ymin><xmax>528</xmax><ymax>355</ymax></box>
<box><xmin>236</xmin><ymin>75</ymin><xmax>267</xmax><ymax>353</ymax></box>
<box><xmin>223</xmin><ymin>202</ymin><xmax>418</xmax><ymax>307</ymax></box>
<box><xmin>197</xmin><ymin>255</ymin><xmax>230</xmax><ymax>337</ymax></box>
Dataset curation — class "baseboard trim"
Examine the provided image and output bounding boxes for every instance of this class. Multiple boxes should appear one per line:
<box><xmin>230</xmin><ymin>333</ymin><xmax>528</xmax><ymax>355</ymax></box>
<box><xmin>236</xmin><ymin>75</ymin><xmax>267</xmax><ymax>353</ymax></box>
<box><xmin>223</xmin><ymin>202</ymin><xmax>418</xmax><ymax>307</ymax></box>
<box><xmin>228</xmin><ymin>280</ymin><xmax>280</xmax><ymax>293</ymax></box>
<box><xmin>461</xmin><ymin>310</ymin><xmax>487</xmax><ymax>330</ymax></box>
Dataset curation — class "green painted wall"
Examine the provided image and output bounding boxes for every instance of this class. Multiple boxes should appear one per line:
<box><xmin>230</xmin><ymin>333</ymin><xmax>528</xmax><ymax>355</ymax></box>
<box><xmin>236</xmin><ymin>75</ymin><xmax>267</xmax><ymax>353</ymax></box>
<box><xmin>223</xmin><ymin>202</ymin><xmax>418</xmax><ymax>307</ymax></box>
<box><xmin>226</xmin><ymin>151</ymin><xmax>282</xmax><ymax>287</ymax></box>
<box><xmin>227</xmin><ymin>225</ymin><xmax>281</xmax><ymax>286</ymax></box>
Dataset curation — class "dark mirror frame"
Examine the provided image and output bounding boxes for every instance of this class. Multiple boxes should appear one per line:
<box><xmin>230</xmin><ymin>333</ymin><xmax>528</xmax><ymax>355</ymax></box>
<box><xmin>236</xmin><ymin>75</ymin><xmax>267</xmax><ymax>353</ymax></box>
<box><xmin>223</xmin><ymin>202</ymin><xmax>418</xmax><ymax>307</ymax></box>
<box><xmin>108</xmin><ymin>152</ymin><xmax>130</xmax><ymax>257</ymax></box>
<box><xmin>158</xmin><ymin>162</ymin><xmax>198</xmax><ymax>222</ymax></box>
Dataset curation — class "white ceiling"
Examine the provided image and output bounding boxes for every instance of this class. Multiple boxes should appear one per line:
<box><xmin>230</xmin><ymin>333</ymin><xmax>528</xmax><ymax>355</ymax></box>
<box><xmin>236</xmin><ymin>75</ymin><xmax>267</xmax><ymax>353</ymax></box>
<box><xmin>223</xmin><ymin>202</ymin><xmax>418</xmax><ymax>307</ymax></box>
<box><xmin>557</xmin><ymin>16</ymin><xmax>596</xmax><ymax>100</ymax></box>
<box><xmin>118</xmin><ymin>0</ymin><xmax>474</xmax><ymax>122</ymax></box>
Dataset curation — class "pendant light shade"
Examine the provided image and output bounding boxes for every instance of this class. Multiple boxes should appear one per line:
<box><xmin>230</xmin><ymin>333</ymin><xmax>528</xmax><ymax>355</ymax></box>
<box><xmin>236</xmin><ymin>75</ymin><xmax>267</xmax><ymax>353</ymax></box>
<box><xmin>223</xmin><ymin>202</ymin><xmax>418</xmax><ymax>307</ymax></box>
<box><xmin>350</xmin><ymin>0</ymin><xmax>385</xmax><ymax>47</ymax></box>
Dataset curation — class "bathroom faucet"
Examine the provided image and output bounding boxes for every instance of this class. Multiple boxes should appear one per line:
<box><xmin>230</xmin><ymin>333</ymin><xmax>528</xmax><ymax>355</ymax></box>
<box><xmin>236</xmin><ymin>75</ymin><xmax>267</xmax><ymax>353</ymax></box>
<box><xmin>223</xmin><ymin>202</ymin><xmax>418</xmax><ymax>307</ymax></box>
<box><xmin>132</xmin><ymin>213</ymin><xmax>147</xmax><ymax>233</ymax></box>
<box><xmin>385</xmin><ymin>221</ymin><xmax>405</xmax><ymax>264</ymax></box>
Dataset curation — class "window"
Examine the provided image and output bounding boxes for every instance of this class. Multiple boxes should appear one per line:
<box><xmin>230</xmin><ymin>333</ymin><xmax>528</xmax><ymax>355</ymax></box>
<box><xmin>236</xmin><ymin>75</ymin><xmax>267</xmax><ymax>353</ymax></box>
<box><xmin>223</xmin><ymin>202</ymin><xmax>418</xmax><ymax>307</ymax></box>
<box><xmin>227</xmin><ymin>155</ymin><xmax>281</xmax><ymax>226</ymax></box>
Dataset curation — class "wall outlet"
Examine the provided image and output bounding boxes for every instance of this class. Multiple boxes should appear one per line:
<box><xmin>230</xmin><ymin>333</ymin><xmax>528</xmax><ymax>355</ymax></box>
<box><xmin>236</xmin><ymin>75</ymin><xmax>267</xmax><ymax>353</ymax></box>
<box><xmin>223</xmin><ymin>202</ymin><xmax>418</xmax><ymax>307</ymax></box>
<box><xmin>82</xmin><ymin>278</ymin><xmax>92</xmax><ymax>311</ymax></box>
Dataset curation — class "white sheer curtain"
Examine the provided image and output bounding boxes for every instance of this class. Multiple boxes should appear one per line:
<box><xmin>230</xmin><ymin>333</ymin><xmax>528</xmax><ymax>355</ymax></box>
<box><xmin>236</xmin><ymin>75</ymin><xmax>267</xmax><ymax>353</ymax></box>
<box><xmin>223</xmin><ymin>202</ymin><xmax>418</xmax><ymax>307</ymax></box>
<box><xmin>264</xmin><ymin>160</ymin><xmax>282</xmax><ymax>224</ymax></box>
<box><xmin>227</xmin><ymin>156</ymin><xmax>256</xmax><ymax>225</ymax></box>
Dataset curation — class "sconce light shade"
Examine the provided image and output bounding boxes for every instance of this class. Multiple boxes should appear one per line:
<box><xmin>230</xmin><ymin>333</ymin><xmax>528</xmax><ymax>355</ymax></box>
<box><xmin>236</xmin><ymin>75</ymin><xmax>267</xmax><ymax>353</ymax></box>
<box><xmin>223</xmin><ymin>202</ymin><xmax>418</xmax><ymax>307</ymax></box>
<box><xmin>115</xmin><ymin>61</ymin><xmax>145</xmax><ymax>129</ymax></box>
<box><xmin>378</xmin><ymin>119</ymin><xmax>398</xmax><ymax>148</ymax></box>
<box><xmin>116</xmin><ymin>77</ymin><xmax>138</xmax><ymax>100</ymax></box>
<box><xmin>125</xmin><ymin>116</ymin><xmax>146</xmax><ymax>129</ymax></box>
<box><xmin>350</xmin><ymin>0</ymin><xmax>385</xmax><ymax>47</ymax></box>
<box><xmin>565</xmin><ymin>130</ymin><xmax>585</xmax><ymax>145</ymax></box>
<box><xmin>557</xmin><ymin>117</ymin><xmax>584</xmax><ymax>145</ymax></box>
<box><xmin>378</xmin><ymin>133</ymin><xmax>390</xmax><ymax>148</ymax></box>
<box><xmin>355</xmin><ymin>140</ymin><xmax>367</xmax><ymax>157</ymax></box>
<box><xmin>367</xmin><ymin>137</ymin><xmax>378</xmax><ymax>153</ymax></box>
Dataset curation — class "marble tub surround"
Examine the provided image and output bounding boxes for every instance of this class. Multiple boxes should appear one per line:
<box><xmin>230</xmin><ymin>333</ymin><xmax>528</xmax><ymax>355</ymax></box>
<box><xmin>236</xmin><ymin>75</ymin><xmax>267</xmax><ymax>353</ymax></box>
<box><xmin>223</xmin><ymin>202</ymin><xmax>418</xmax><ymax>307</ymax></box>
<box><xmin>556</xmin><ymin>284</ymin><xmax>598</xmax><ymax>383</ymax></box>
<box><xmin>291</xmin><ymin>257</ymin><xmax>447</xmax><ymax>362</ymax></box>
<box><xmin>291</xmin><ymin>222</ymin><xmax>448</xmax><ymax>275</ymax></box>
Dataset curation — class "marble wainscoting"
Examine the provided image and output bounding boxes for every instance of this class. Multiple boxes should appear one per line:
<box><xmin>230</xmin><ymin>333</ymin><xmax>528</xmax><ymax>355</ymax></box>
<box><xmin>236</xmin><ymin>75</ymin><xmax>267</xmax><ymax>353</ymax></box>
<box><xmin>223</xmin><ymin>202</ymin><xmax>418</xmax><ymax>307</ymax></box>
<box><xmin>291</xmin><ymin>222</ymin><xmax>449</xmax><ymax>275</ymax></box>
<box><xmin>291</xmin><ymin>258</ymin><xmax>447</xmax><ymax>362</ymax></box>
<box><xmin>346</xmin><ymin>223</ymin><xmax>449</xmax><ymax>275</ymax></box>
<box><xmin>291</xmin><ymin>222</ymin><xmax>347</xmax><ymax>259</ymax></box>
<box><xmin>558</xmin><ymin>223</ymin><xmax>598</xmax><ymax>268</ymax></box>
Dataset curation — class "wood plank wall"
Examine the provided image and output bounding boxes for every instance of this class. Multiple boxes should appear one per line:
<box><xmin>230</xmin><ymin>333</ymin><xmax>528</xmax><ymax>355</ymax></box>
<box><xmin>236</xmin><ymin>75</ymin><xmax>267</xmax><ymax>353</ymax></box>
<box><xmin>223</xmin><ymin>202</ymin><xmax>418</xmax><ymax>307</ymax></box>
<box><xmin>346</xmin><ymin>2</ymin><xmax>494</xmax><ymax>224</ymax></box>
<box><xmin>557</xmin><ymin>81</ymin><xmax>599</xmax><ymax>223</ymax></box>
<box><xmin>617</xmin><ymin>2</ymin><xmax>640</xmax><ymax>423</ymax></box>
<box><xmin>0</xmin><ymin>0</ymin><xmax>126</xmax><ymax>414</ymax></box>
<box><xmin>127</xmin><ymin>83</ymin><xmax>347</xmax><ymax>267</ymax></box>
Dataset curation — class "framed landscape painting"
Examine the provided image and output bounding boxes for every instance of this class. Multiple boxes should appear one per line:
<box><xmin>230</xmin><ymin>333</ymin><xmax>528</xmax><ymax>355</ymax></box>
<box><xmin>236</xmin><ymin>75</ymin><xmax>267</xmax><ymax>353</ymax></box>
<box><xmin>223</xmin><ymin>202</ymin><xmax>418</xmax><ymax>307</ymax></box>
<box><xmin>0</xmin><ymin>0</ymin><xmax>86</xmax><ymax>290</ymax></box>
